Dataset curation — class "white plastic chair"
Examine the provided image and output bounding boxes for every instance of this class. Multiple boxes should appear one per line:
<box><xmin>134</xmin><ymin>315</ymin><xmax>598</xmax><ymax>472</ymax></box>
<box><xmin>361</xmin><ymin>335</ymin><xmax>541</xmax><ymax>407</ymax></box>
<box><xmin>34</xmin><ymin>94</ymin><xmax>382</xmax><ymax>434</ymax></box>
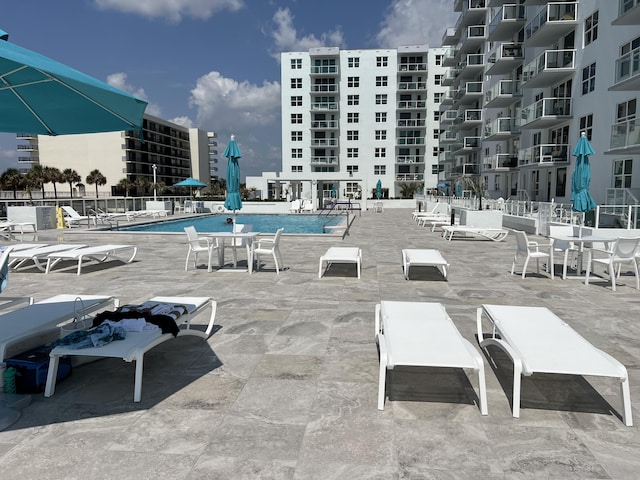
<box><xmin>254</xmin><ymin>228</ymin><xmax>284</xmax><ymax>274</ymax></box>
<box><xmin>184</xmin><ymin>226</ymin><xmax>218</xmax><ymax>272</ymax></box>
<box><xmin>549</xmin><ymin>225</ymin><xmax>579</xmax><ymax>279</ymax></box>
<box><xmin>511</xmin><ymin>230</ymin><xmax>554</xmax><ymax>279</ymax></box>
<box><xmin>289</xmin><ymin>200</ymin><xmax>301</xmax><ymax>213</ymax></box>
<box><xmin>585</xmin><ymin>236</ymin><xmax>640</xmax><ymax>291</ymax></box>
<box><xmin>231</xmin><ymin>223</ymin><xmax>253</xmax><ymax>268</ymax></box>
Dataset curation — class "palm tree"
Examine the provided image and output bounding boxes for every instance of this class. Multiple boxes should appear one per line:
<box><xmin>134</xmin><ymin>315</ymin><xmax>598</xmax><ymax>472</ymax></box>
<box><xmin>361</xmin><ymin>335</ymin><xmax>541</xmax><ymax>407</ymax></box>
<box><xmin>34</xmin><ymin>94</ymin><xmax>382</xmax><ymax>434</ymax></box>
<box><xmin>43</xmin><ymin>166</ymin><xmax>62</xmax><ymax>199</ymax></box>
<box><xmin>86</xmin><ymin>169</ymin><xmax>107</xmax><ymax>198</ymax></box>
<box><xmin>399</xmin><ymin>182</ymin><xmax>421</xmax><ymax>199</ymax></box>
<box><xmin>62</xmin><ymin>168</ymin><xmax>81</xmax><ymax>198</ymax></box>
<box><xmin>457</xmin><ymin>175</ymin><xmax>486</xmax><ymax>210</ymax></box>
<box><xmin>24</xmin><ymin>166</ymin><xmax>45</xmax><ymax>201</ymax></box>
<box><xmin>134</xmin><ymin>176</ymin><xmax>151</xmax><ymax>197</ymax></box>
<box><xmin>0</xmin><ymin>168</ymin><xmax>26</xmax><ymax>199</ymax></box>
<box><xmin>117</xmin><ymin>178</ymin><xmax>134</xmax><ymax>197</ymax></box>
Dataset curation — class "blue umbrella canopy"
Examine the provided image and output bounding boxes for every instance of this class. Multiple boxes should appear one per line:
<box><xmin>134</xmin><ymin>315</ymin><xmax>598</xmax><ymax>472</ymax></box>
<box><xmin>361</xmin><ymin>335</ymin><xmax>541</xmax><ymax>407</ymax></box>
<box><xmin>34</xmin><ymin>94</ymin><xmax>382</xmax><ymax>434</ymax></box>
<box><xmin>0</xmin><ymin>28</ymin><xmax>147</xmax><ymax>135</ymax></box>
<box><xmin>223</xmin><ymin>135</ymin><xmax>243</xmax><ymax>213</ymax></box>
<box><xmin>376</xmin><ymin>179</ymin><xmax>382</xmax><ymax>199</ymax></box>
<box><xmin>570</xmin><ymin>134</ymin><xmax>597</xmax><ymax>212</ymax></box>
<box><xmin>174</xmin><ymin>177</ymin><xmax>207</xmax><ymax>188</ymax></box>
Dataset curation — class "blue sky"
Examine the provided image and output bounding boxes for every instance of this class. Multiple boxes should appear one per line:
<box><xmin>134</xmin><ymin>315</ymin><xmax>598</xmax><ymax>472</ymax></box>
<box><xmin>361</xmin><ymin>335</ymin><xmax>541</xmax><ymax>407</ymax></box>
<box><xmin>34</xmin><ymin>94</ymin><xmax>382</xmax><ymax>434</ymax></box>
<box><xmin>0</xmin><ymin>0</ymin><xmax>457</xmax><ymax>180</ymax></box>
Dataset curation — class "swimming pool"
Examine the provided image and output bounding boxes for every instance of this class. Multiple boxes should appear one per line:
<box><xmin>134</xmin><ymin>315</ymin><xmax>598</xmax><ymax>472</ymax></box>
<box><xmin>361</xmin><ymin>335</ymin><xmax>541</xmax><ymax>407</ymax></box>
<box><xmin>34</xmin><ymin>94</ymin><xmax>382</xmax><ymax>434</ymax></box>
<box><xmin>121</xmin><ymin>214</ymin><xmax>344</xmax><ymax>234</ymax></box>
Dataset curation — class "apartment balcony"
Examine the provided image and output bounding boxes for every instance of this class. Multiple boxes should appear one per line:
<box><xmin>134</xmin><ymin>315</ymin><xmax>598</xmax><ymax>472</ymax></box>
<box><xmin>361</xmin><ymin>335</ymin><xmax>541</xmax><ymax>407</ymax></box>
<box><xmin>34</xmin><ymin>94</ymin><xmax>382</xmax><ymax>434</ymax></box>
<box><xmin>440</xmin><ymin>109</ymin><xmax>459</xmax><ymax>125</ymax></box>
<box><xmin>484</xmin><ymin>80</ymin><xmax>521</xmax><ymax>108</ymax></box>
<box><xmin>522</xmin><ymin>0</ymin><xmax>548</xmax><ymax>5</ymax></box>
<box><xmin>487</xmin><ymin>4</ymin><xmax>526</xmax><ymax>41</ymax></box>
<box><xmin>453</xmin><ymin>136</ymin><xmax>482</xmax><ymax>154</ymax></box>
<box><xmin>609</xmin><ymin>43</ymin><xmax>640</xmax><ymax>91</ymax></box>
<box><xmin>17</xmin><ymin>144</ymin><xmax>38</xmax><ymax>151</ymax></box>
<box><xmin>210</xmin><ymin>166</ymin><xmax>218</xmax><ymax>172</ymax></box>
<box><xmin>310</xmin><ymin>102</ymin><xmax>339</xmax><ymax>111</ymax></box>
<box><xmin>452</xmin><ymin>163</ymin><xmax>479</xmax><ymax>175</ymax></box>
<box><xmin>396</xmin><ymin>136</ymin><xmax>425</xmax><ymax>146</ymax></box>
<box><xmin>522</xmin><ymin>49</ymin><xmax>575</xmax><ymax>88</ymax></box>
<box><xmin>483</xmin><ymin>117</ymin><xmax>519</xmax><ymax>140</ymax></box>
<box><xmin>17</xmin><ymin>156</ymin><xmax>38</xmax><ymax>163</ymax></box>
<box><xmin>440</xmin><ymin>130</ymin><xmax>459</xmax><ymax>144</ymax></box>
<box><xmin>459</xmin><ymin>25</ymin><xmax>487</xmax><ymax>54</ymax></box>
<box><xmin>484</xmin><ymin>153</ymin><xmax>518</xmax><ymax>170</ymax></box>
<box><xmin>443</xmin><ymin>48</ymin><xmax>459</xmax><ymax>67</ymax></box>
<box><xmin>310</xmin><ymin>65</ymin><xmax>339</xmax><ymax>75</ymax></box>
<box><xmin>311</xmin><ymin>139</ymin><xmax>338</xmax><ymax>147</ymax></box>
<box><xmin>208</xmin><ymin>149</ymin><xmax>218</xmax><ymax>155</ymax></box>
<box><xmin>518</xmin><ymin>143</ymin><xmax>569</xmax><ymax>166</ymax></box>
<box><xmin>442</xmin><ymin>69</ymin><xmax>460</xmax><ymax>86</ymax></box>
<box><xmin>396</xmin><ymin>118</ymin><xmax>426</xmax><ymax>128</ymax></box>
<box><xmin>439</xmin><ymin>148</ymin><xmax>456</xmax><ymax>164</ymax></box>
<box><xmin>519</xmin><ymin>98</ymin><xmax>571</xmax><ymax>129</ymax></box>
<box><xmin>455</xmin><ymin>0</ymin><xmax>488</xmax><ymax>30</ymax></box>
<box><xmin>458</xmin><ymin>54</ymin><xmax>485</xmax><ymax>79</ymax></box>
<box><xmin>488</xmin><ymin>0</ymin><xmax>510</xmax><ymax>6</ymax></box>
<box><xmin>440</xmin><ymin>90</ymin><xmax>458</xmax><ymax>107</ymax></box>
<box><xmin>607</xmin><ymin>119</ymin><xmax>640</xmax><ymax>155</ymax></box>
<box><xmin>310</xmin><ymin>84</ymin><xmax>338</xmax><ymax>93</ymax></box>
<box><xmin>209</xmin><ymin>157</ymin><xmax>218</xmax><ymax>163</ymax></box>
<box><xmin>398</xmin><ymin>81</ymin><xmax>427</xmax><ymax>91</ymax></box>
<box><xmin>524</xmin><ymin>2</ymin><xmax>578</xmax><ymax>48</ymax></box>
<box><xmin>396</xmin><ymin>173</ymin><xmax>424</xmax><ymax>182</ymax></box>
<box><xmin>310</xmin><ymin>156</ymin><xmax>339</xmax><ymax>166</ymax></box>
<box><xmin>16</xmin><ymin>133</ymin><xmax>38</xmax><ymax>140</ymax></box>
<box><xmin>612</xmin><ymin>0</ymin><xmax>640</xmax><ymax>25</ymax></box>
<box><xmin>396</xmin><ymin>155</ymin><xmax>425</xmax><ymax>164</ymax></box>
<box><xmin>311</xmin><ymin>120</ymin><xmax>338</xmax><ymax>130</ymax></box>
<box><xmin>453</xmin><ymin>109</ymin><xmax>483</xmax><ymax>130</ymax></box>
<box><xmin>398</xmin><ymin>62</ymin><xmax>427</xmax><ymax>72</ymax></box>
<box><xmin>455</xmin><ymin>81</ymin><xmax>483</xmax><ymax>105</ymax></box>
<box><xmin>397</xmin><ymin>100</ymin><xmax>426</xmax><ymax>110</ymax></box>
<box><xmin>485</xmin><ymin>43</ymin><xmax>523</xmax><ymax>76</ymax></box>
<box><xmin>442</xmin><ymin>27</ymin><xmax>460</xmax><ymax>46</ymax></box>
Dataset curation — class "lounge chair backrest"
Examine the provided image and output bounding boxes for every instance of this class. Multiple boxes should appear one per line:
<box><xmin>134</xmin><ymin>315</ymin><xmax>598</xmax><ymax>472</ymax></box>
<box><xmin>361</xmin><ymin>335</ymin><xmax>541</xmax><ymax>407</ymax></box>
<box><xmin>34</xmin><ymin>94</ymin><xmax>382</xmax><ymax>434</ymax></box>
<box><xmin>273</xmin><ymin>227</ymin><xmax>284</xmax><ymax>246</ymax></box>
<box><xmin>549</xmin><ymin>225</ymin><xmax>574</xmax><ymax>250</ymax></box>
<box><xmin>514</xmin><ymin>230</ymin><xmax>529</xmax><ymax>256</ymax></box>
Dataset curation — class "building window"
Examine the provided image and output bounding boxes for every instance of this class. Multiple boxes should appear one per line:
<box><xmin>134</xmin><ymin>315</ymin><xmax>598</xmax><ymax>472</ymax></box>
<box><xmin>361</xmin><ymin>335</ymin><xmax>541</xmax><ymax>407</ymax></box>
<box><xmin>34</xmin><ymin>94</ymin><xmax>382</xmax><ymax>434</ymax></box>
<box><xmin>347</xmin><ymin>130</ymin><xmax>359</xmax><ymax>141</ymax></box>
<box><xmin>291</xmin><ymin>78</ymin><xmax>302</xmax><ymax>89</ymax></box>
<box><xmin>434</xmin><ymin>74</ymin><xmax>443</xmax><ymax>85</ymax></box>
<box><xmin>347</xmin><ymin>94</ymin><xmax>359</xmax><ymax>106</ymax></box>
<box><xmin>374</xmin><ymin>165</ymin><xmax>386</xmax><ymax>175</ymax></box>
<box><xmin>375</xmin><ymin>94</ymin><xmax>388</xmax><ymax>105</ymax></box>
<box><xmin>582</xmin><ymin>63</ymin><xmax>596</xmax><ymax>95</ymax></box>
<box><xmin>291</xmin><ymin>131</ymin><xmax>302</xmax><ymax>141</ymax></box>
<box><xmin>348</xmin><ymin>57</ymin><xmax>359</xmax><ymax>68</ymax></box>
<box><xmin>433</xmin><ymin>111</ymin><xmax>441</xmax><ymax>121</ymax></box>
<box><xmin>347</xmin><ymin>148</ymin><xmax>359</xmax><ymax>158</ymax></box>
<box><xmin>290</xmin><ymin>96</ymin><xmax>302</xmax><ymax>107</ymax></box>
<box><xmin>375</xmin><ymin>147</ymin><xmax>386</xmax><ymax>158</ymax></box>
<box><xmin>432</xmin><ymin>164</ymin><xmax>444</xmax><ymax>174</ymax></box>
<box><xmin>614</xmin><ymin>159</ymin><xmax>633</xmax><ymax>188</ymax></box>
<box><xmin>347</xmin><ymin>76</ymin><xmax>359</xmax><ymax>87</ymax></box>
<box><xmin>584</xmin><ymin>11</ymin><xmax>598</xmax><ymax>46</ymax></box>
<box><xmin>347</xmin><ymin>165</ymin><xmax>359</xmax><ymax>173</ymax></box>
<box><xmin>291</xmin><ymin>148</ymin><xmax>302</xmax><ymax>159</ymax></box>
<box><xmin>376</xmin><ymin>56</ymin><xmax>388</xmax><ymax>67</ymax></box>
<box><xmin>617</xmin><ymin>99</ymin><xmax>636</xmax><ymax>122</ymax></box>
<box><xmin>347</xmin><ymin>113</ymin><xmax>359</xmax><ymax>123</ymax></box>
<box><xmin>375</xmin><ymin>130</ymin><xmax>387</xmax><ymax>140</ymax></box>
<box><xmin>291</xmin><ymin>114</ymin><xmax>302</xmax><ymax>124</ymax></box>
<box><xmin>434</xmin><ymin>92</ymin><xmax>443</xmax><ymax>103</ymax></box>
<box><xmin>433</xmin><ymin>129</ymin><xmax>440</xmax><ymax>139</ymax></box>
<box><xmin>579</xmin><ymin>114</ymin><xmax>593</xmax><ymax>140</ymax></box>
<box><xmin>291</xmin><ymin>165</ymin><xmax>303</xmax><ymax>172</ymax></box>
<box><xmin>433</xmin><ymin>146</ymin><xmax>440</xmax><ymax>157</ymax></box>
<box><xmin>375</xmin><ymin>112</ymin><xmax>387</xmax><ymax>123</ymax></box>
<box><xmin>291</xmin><ymin>58</ymin><xmax>302</xmax><ymax>69</ymax></box>
<box><xmin>376</xmin><ymin>76</ymin><xmax>388</xmax><ymax>86</ymax></box>
<box><xmin>435</xmin><ymin>54</ymin><xmax>443</xmax><ymax>66</ymax></box>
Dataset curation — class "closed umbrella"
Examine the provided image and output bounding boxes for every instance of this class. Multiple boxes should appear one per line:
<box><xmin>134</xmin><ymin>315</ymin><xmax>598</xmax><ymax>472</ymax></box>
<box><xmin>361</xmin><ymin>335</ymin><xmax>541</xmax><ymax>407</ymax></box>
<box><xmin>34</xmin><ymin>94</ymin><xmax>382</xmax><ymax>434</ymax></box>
<box><xmin>174</xmin><ymin>177</ymin><xmax>207</xmax><ymax>198</ymax></box>
<box><xmin>223</xmin><ymin>135</ymin><xmax>243</xmax><ymax>227</ymax></box>
<box><xmin>570</xmin><ymin>133</ymin><xmax>597</xmax><ymax>213</ymax></box>
<box><xmin>0</xmin><ymin>29</ymin><xmax>147</xmax><ymax>135</ymax></box>
<box><xmin>376</xmin><ymin>179</ymin><xmax>382</xmax><ymax>199</ymax></box>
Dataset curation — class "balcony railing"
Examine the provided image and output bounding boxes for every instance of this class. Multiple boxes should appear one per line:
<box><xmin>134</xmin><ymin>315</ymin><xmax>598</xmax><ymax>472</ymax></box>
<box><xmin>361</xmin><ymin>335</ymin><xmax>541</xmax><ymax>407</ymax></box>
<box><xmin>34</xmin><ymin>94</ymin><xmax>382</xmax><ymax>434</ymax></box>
<box><xmin>519</xmin><ymin>98</ymin><xmax>571</xmax><ymax>127</ymax></box>
<box><xmin>460</xmin><ymin>25</ymin><xmax>486</xmax><ymax>51</ymax></box>
<box><xmin>310</xmin><ymin>84</ymin><xmax>338</xmax><ymax>93</ymax></box>
<box><xmin>488</xmin><ymin>4</ymin><xmax>526</xmax><ymax>41</ymax></box>
<box><xmin>518</xmin><ymin>143</ymin><xmax>569</xmax><ymax>165</ymax></box>
<box><xmin>398</xmin><ymin>81</ymin><xmax>427</xmax><ymax>90</ymax></box>
<box><xmin>610</xmin><ymin>119</ymin><xmax>640</xmax><ymax>152</ymax></box>
<box><xmin>310</xmin><ymin>66</ymin><xmax>338</xmax><ymax>75</ymax></box>
<box><xmin>484</xmin><ymin>80</ymin><xmax>521</xmax><ymax>107</ymax></box>
<box><xmin>310</xmin><ymin>102</ymin><xmax>338</xmax><ymax>111</ymax></box>
<box><xmin>440</xmin><ymin>130</ymin><xmax>459</xmax><ymax>143</ymax></box>
<box><xmin>443</xmin><ymin>48</ymin><xmax>459</xmax><ymax>66</ymax></box>
<box><xmin>397</xmin><ymin>119</ymin><xmax>426</xmax><ymax>128</ymax></box>
<box><xmin>485</xmin><ymin>153</ymin><xmax>518</xmax><ymax>170</ymax></box>
<box><xmin>311</xmin><ymin>120</ymin><xmax>338</xmax><ymax>129</ymax></box>
<box><xmin>396</xmin><ymin>173</ymin><xmax>424</xmax><ymax>182</ymax></box>
<box><xmin>18</xmin><ymin>156</ymin><xmax>38</xmax><ymax>163</ymax></box>
<box><xmin>440</xmin><ymin>109</ymin><xmax>459</xmax><ymax>124</ymax></box>
<box><xmin>311</xmin><ymin>139</ymin><xmax>338</xmax><ymax>147</ymax></box>
<box><xmin>453</xmin><ymin>109</ymin><xmax>483</xmax><ymax>127</ymax></box>
<box><xmin>398</xmin><ymin>62</ymin><xmax>427</xmax><ymax>72</ymax></box>
<box><xmin>310</xmin><ymin>156</ymin><xmax>338</xmax><ymax>165</ymax></box>
<box><xmin>522</xmin><ymin>49</ymin><xmax>576</xmax><ymax>87</ymax></box>
<box><xmin>17</xmin><ymin>144</ymin><xmax>38</xmax><ymax>150</ymax></box>
<box><xmin>396</xmin><ymin>137</ymin><xmax>425</xmax><ymax>145</ymax></box>
<box><xmin>396</xmin><ymin>155</ymin><xmax>424</xmax><ymax>164</ymax></box>
<box><xmin>525</xmin><ymin>2</ymin><xmax>578</xmax><ymax>46</ymax></box>
<box><xmin>397</xmin><ymin>100</ymin><xmax>426</xmax><ymax>109</ymax></box>
<box><xmin>613</xmin><ymin>43</ymin><xmax>640</xmax><ymax>88</ymax></box>
<box><xmin>16</xmin><ymin>133</ymin><xmax>38</xmax><ymax>139</ymax></box>
<box><xmin>484</xmin><ymin>117</ymin><xmax>518</xmax><ymax>138</ymax></box>
<box><xmin>452</xmin><ymin>163</ymin><xmax>479</xmax><ymax>175</ymax></box>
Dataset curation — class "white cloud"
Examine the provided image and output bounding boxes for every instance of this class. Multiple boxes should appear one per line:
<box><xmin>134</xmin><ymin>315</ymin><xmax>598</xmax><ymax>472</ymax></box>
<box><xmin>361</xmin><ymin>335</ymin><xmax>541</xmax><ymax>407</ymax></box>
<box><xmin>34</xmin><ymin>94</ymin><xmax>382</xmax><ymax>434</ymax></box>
<box><xmin>268</xmin><ymin>7</ymin><xmax>345</xmax><ymax>59</ymax></box>
<box><xmin>106</xmin><ymin>72</ymin><xmax>162</xmax><ymax>116</ymax></box>
<box><xmin>376</xmin><ymin>0</ymin><xmax>458</xmax><ymax>48</ymax></box>
<box><xmin>93</xmin><ymin>0</ymin><xmax>244</xmax><ymax>22</ymax></box>
<box><xmin>169</xmin><ymin>116</ymin><xmax>194</xmax><ymax>128</ymax></box>
<box><xmin>189</xmin><ymin>71</ymin><xmax>282</xmax><ymax>177</ymax></box>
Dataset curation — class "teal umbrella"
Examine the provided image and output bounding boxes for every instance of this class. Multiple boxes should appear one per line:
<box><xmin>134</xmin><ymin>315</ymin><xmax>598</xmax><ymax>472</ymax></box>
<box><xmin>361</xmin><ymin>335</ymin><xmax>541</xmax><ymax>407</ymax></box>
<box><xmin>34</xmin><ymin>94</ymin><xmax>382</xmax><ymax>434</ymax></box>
<box><xmin>174</xmin><ymin>177</ymin><xmax>208</xmax><ymax>198</ymax></box>
<box><xmin>0</xmin><ymin>28</ymin><xmax>147</xmax><ymax>135</ymax></box>
<box><xmin>570</xmin><ymin>133</ymin><xmax>597</xmax><ymax>212</ymax></box>
<box><xmin>223</xmin><ymin>135</ymin><xmax>243</xmax><ymax>225</ymax></box>
<box><xmin>376</xmin><ymin>179</ymin><xmax>382</xmax><ymax>199</ymax></box>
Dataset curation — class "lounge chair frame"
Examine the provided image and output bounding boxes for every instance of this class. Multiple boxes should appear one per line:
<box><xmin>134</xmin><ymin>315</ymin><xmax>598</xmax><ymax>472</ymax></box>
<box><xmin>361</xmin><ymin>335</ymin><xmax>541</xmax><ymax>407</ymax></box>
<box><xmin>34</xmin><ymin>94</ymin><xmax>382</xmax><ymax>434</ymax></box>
<box><xmin>319</xmin><ymin>246</ymin><xmax>362</xmax><ymax>279</ymax></box>
<box><xmin>401</xmin><ymin>248</ymin><xmax>449</xmax><ymax>280</ymax></box>
<box><xmin>45</xmin><ymin>244</ymin><xmax>138</xmax><ymax>275</ymax></box>
<box><xmin>441</xmin><ymin>225</ymin><xmax>509</xmax><ymax>242</ymax></box>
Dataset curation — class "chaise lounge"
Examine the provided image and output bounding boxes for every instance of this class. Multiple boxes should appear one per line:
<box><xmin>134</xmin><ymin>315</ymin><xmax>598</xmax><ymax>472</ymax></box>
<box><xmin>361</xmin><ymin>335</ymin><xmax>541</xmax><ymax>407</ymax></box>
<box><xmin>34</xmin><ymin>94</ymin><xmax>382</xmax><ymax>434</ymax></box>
<box><xmin>44</xmin><ymin>244</ymin><xmax>138</xmax><ymax>275</ymax></box>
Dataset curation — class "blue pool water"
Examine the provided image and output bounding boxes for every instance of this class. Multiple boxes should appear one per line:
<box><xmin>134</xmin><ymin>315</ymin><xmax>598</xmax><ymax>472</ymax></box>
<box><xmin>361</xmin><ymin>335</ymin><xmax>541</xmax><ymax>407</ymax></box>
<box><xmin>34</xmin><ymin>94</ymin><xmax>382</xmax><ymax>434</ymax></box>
<box><xmin>122</xmin><ymin>214</ymin><xmax>343</xmax><ymax>234</ymax></box>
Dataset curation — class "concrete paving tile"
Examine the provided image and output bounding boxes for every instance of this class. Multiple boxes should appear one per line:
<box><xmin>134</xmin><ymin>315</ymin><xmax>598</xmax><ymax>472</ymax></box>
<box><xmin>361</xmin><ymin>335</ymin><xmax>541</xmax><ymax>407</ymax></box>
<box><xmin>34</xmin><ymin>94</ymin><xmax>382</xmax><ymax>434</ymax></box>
<box><xmin>188</xmin><ymin>455</ymin><xmax>296</xmax><ymax>480</ymax></box>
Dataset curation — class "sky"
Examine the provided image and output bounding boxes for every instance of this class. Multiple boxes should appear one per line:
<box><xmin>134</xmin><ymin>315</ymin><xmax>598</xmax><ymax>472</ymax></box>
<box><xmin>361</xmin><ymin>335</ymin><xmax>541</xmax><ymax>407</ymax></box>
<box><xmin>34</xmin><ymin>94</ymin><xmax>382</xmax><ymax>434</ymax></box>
<box><xmin>0</xmin><ymin>0</ymin><xmax>457</xmax><ymax>181</ymax></box>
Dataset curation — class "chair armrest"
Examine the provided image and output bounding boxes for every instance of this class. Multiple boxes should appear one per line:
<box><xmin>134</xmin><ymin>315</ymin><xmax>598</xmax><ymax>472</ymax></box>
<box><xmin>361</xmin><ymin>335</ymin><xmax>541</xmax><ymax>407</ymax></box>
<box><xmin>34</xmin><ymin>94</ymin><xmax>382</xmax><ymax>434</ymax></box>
<box><xmin>257</xmin><ymin>238</ymin><xmax>275</xmax><ymax>247</ymax></box>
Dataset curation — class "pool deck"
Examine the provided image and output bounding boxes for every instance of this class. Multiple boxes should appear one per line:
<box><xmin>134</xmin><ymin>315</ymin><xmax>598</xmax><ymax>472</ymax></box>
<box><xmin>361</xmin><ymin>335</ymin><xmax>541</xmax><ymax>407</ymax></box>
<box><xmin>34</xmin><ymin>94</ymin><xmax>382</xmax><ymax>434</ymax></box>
<box><xmin>1</xmin><ymin>208</ymin><xmax>640</xmax><ymax>479</ymax></box>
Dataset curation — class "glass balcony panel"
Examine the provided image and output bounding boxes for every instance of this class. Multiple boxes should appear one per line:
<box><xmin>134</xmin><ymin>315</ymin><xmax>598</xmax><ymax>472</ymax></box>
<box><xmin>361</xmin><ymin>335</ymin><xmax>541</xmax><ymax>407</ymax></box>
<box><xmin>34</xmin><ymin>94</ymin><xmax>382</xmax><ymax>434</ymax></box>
<box><xmin>396</xmin><ymin>155</ymin><xmax>424</xmax><ymax>164</ymax></box>
<box><xmin>609</xmin><ymin>119</ymin><xmax>640</xmax><ymax>153</ymax></box>
<box><xmin>396</xmin><ymin>173</ymin><xmax>424</xmax><ymax>182</ymax></box>
<box><xmin>524</xmin><ymin>2</ymin><xmax>578</xmax><ymax>47</ymax></box>
<box><xmin>518</xmin><ymin>143</ymin><xmax>569</xmax><ymax>165</ymax></box>
<box><xmin>310</xmin><ymin>156</ymin><xmax>338</xmax><ymax>165</ymax></box>
<box><xmin>522</xmin><ymin>49</ymin><xmax>576</xmax><ymax>87</ymax></box>
<box><xmin>612</xmin><ymin>45</ymin><xmax>640</xmax><ymax>90</ymax></box>
<box><xmin>488</xmin><ymin>4</ymin><xmax>526</xmax><ymax>41</ymax></box>
<box><xmin>397</xmin><ymin>119</ymin><xmax>426</xmax><ymax>128</ymax></box>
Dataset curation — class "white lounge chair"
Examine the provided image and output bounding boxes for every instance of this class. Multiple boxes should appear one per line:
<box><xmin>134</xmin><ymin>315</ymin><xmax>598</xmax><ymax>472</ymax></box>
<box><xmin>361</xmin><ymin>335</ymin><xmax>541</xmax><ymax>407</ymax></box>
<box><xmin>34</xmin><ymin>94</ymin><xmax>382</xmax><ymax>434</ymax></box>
<box><xmin>184</xmin><ymin>226</ymin><xmax>219</xmax><ymax>272</ymax></box>
<box><xmin>61</xmin><ymin>206</ymin><xmax>90</xmax><ymax>228</ymax></box>
<box><xmin>401</xmin><ymin>248</ymin><xmax>449</xmax><ymax>280</ymax></box>
<box><xmin>9</xmin><ymin>244</ymin><xmax>87</xmax><ymax>271</ymax></box>
<box><xmin>477</xmin><ymin>304</ymin><xmax>632</xmax><ymax>426</ymax></box>
<box><xmin>253</xmin><ymin>228</ymin><xmax>284</xmax><ymax>274</ymax></box>
<box><xmin>0</xmin><ymin>246</ymin><xmax>33</xmax><ymax>311</ymax></box>
<box><xmin>511</xmin><ymin>230</ymin><xmax>554</xmax><ymax>279</ymax></box>
<box><xmin>301</xmin><ymin>199</ymin><xmax>314</xmax><ymax>213</ymax></box>
<box><xmin>0</xmin><ymin>294</ymin><xmax>118</xmax><ymax>361</ymax></box>
<box><xmin>376</xmin><ymin>301</ymin><xmax>487</xmax><ymax>414</ymax></box>
<box><xmin>45</xmin><ymin>296</ymin><xmax>216</xmax><ymax>402</ymax></box>
<box><xmin>44</xmin><ymin>244</ymin><xmax>138</xmax><ymax>275</ymax></box>
<box><xmin>584</xmin><ymin>236</ymin><xmax>640</xmax><ymax>291</ymax></box>
<box><xmin>319</xmin><ymin>246</ymin><xmax>362</xmax><ymax>279</ymax></box>
<box><xmin>441</xmin><ymin>225</ymin><xmax>509</xmax><ymax>242</ymax></box>
<box><xmin>289</xmin><ymin>200</ymin><xmax>301</xmax><ymax>213</ymax></box>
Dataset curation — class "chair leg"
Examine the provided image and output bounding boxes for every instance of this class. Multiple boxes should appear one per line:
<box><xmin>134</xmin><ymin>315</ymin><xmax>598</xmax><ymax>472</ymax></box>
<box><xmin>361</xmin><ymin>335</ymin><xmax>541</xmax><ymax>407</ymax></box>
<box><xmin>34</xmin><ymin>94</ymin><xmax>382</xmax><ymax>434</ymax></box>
<box><xmin>511</xmin><ymin>257</ymin><xmax>516</xmax><ymax>275</ymax></box>
<box><xmin>585</xmin><ymin>252</ymin><xmax>592</xmax><ymax>286</ymax></box>
<box><xmin>185</xmin><ymin>249</ymin><xmax>191</xmax><ymax>271</ymax></box>
<box><xmin>272</xmin><ymin>252</ymin><xmax>280</xmax><ymax>274</ymax></box>
<box><xmin>562</xmin><ymin>250</ymin><xmax>569</xmax><ymax>279</ymax></box>
<box><xmin>609</xmin><ymin>262</ymin><xmax>617</xmax><ymax>292</ymax></box>
<box><xmin>521</xmin><ymin>257</ymin><xmax>530</xmax><ymax>279</ymax></box>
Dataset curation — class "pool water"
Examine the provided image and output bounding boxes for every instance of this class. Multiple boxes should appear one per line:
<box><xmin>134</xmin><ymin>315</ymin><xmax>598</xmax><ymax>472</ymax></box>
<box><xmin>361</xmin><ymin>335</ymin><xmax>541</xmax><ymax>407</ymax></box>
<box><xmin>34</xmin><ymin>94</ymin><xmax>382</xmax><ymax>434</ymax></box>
<box><xmin>122</xmin><ymin>214</ymin><xmax>343</xmax><ymax>234</ymax></box>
